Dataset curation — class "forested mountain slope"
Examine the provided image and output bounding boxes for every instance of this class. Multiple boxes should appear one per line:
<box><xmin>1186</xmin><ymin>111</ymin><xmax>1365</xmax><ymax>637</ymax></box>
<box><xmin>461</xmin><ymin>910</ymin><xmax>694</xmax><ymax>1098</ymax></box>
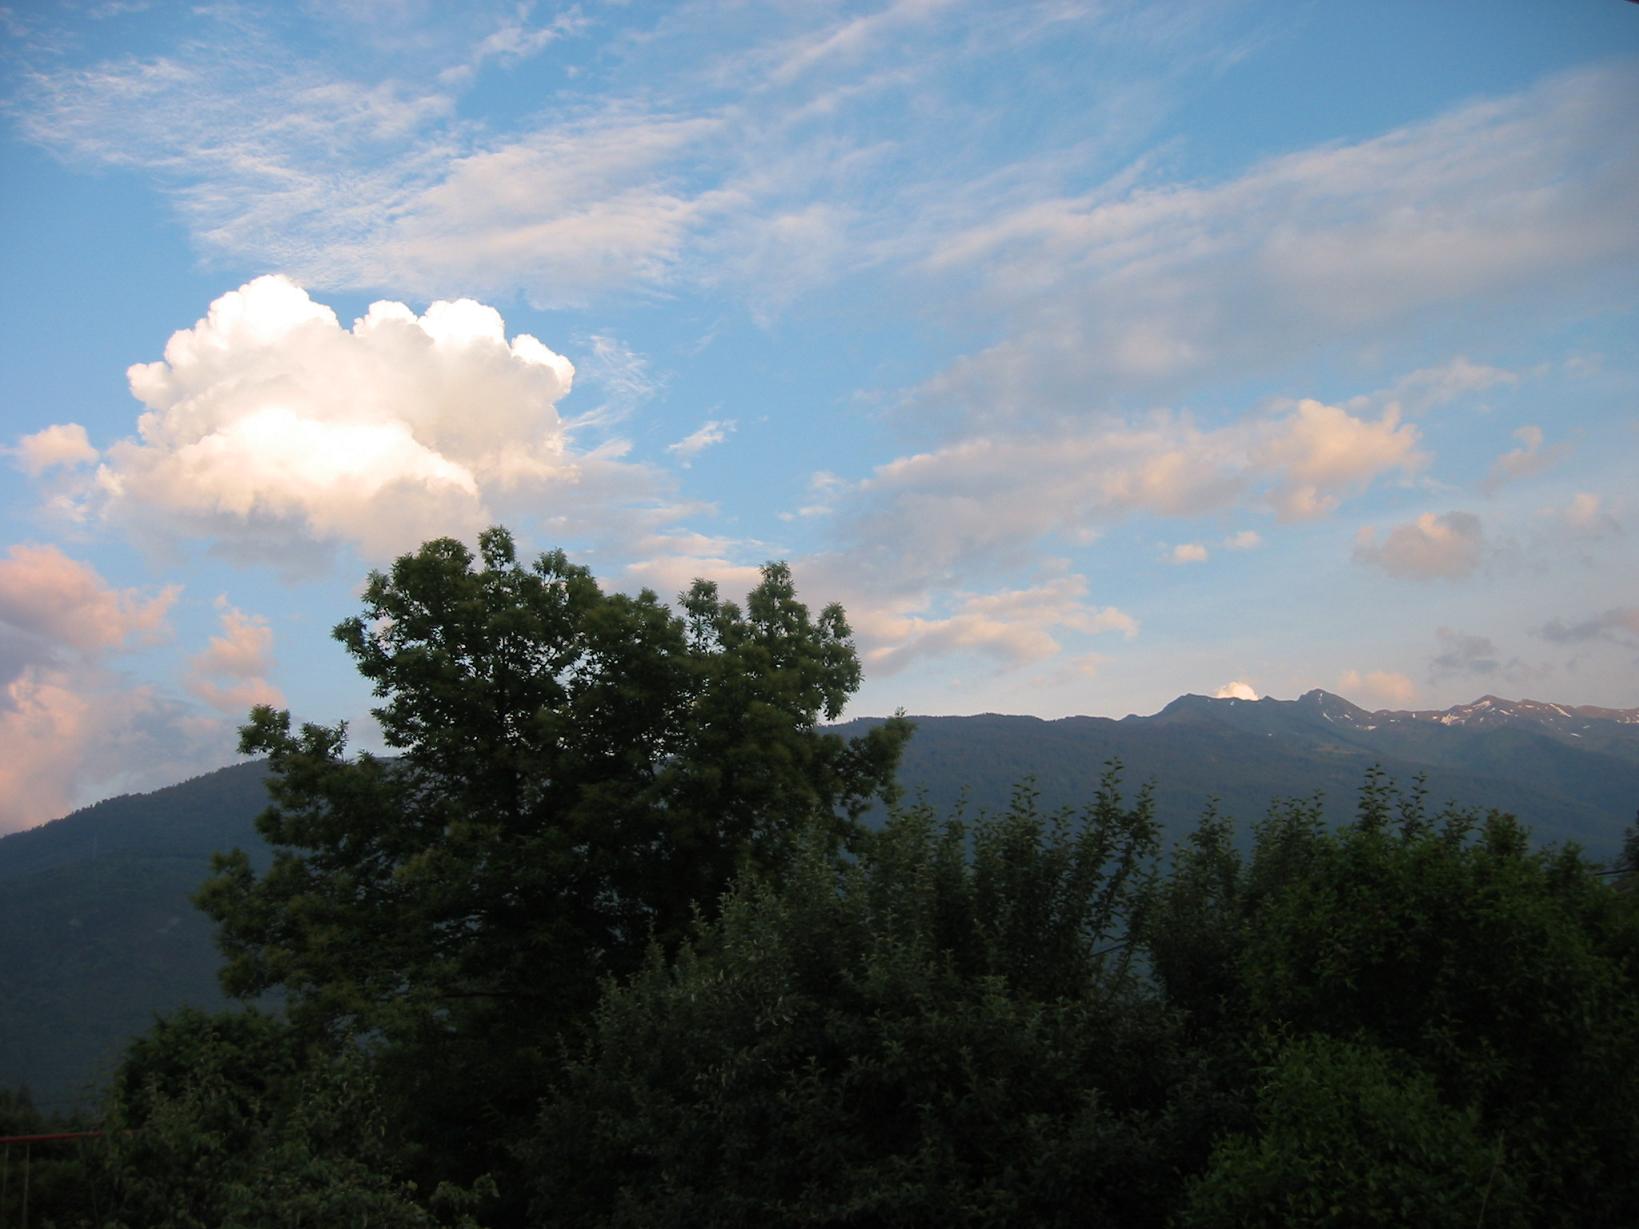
<box><xmin>0</xmin><ymin>763</ymin><xmax>272</xmax><ymax>1113</ymax></box>
<box><xmin>4</xmin><ymin>693</ymin><xmax>1635</xmax><ymax>1111</ymax></box>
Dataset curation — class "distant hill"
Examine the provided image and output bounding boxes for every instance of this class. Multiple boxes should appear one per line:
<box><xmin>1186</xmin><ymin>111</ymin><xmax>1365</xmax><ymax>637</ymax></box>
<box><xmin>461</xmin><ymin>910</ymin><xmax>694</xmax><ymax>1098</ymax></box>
<box><xmin>838</xmin><ymin>690</ymin><xmax>1639</xmax><ymax>854</ymax></box>
<box><xmin>0</xmin><ymin>762</ymin><xmax>273</xmax><ymax>1115</ymax></box>
<box><xmin>3</xmin><ymin>691</ymin><xmax>1635</xmax><ymax>1112</ymax></box>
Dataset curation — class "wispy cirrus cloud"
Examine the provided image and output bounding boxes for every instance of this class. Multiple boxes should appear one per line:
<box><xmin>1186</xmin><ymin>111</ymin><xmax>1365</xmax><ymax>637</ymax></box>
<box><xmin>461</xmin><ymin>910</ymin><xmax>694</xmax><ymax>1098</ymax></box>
<box><xmin>14</xmin><ymin>8</ymin><xmax>1633</xmax><ymax>348</ymax></box>
<box><xmin>666</xmin><ymin>419</ymin><xmax>736</xmax><ymax>465</ymax></box>
<box><xmin>913</xmin><ymin>61</ymin><xmax>1639</xmax><ymax>417</ymax></box>
<box><xmin>12</xmin><ymin>19</ymin><xmax>721</xmax><ymax>306</ymax></box>
<box><xmin>1360</xmin><ymin>356</ymin><xmax>1520</xmax><ymax>418</ymax></box>
<box><xmin>856</xmin><ymin>572</ymin><xmax>1137</xmax><ymax>678</ymax></box>
<box><xmin>6</xmin><ymin>0</ymin><xmax>1246</xmax><ymax>314</ymax></box>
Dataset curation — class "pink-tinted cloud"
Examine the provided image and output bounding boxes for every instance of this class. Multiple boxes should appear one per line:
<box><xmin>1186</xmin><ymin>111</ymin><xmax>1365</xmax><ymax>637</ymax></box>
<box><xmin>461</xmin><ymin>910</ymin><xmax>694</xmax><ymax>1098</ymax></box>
<box><xmin>184</xmin><ymin>599</ymin><xmax>285</xmax><ymax>716</ymax></box>
<box><xmin>0</xmin><ymin>544</ymin><xmax>238</xmax><ymax>834</ymax></box>
<box><xmin>1353</xmin><ymin>511</ymin><xmax>1484</xmax><ymax>580</ymax></box>
<box><xmin>859</xmin><ymin>573</ymin><xmax>1136</xmax><ymax>677</ymax></box>
<box><xmin>0</xmin><ymin>663</ymin><xmax>223</xmax><ymax>835</ymax></box>
<box><xmin>0</xmin><ymin>543</ymin><xmax>176</xmax><ymax>653</ymax></box>
<box><xmin>1339</xmin><ymin>668</ymin><xmax>1416</xmax><ymax>708</ymax></box>
<box><xmin>1255</xmin><ymin>400</ymin><xmax>1424</xmax><ymax>520</ymax></box>
<box><xmin>10</xmin><ymin>423</ymin><xmax>98</xmax><ymax>475</ymax></box>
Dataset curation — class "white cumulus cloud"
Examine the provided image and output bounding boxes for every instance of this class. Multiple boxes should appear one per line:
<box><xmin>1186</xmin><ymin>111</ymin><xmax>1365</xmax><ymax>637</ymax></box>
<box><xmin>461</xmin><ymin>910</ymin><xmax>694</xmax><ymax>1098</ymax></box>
<box><xmin>64</xmin><ymin>276</ymin><xmax>672</xmax><ymax>564</ymax></box>
<box><xmin>1215</xmin><ymin>680</ymin><xmax>1258</xmax><ymax>700</ymax></box>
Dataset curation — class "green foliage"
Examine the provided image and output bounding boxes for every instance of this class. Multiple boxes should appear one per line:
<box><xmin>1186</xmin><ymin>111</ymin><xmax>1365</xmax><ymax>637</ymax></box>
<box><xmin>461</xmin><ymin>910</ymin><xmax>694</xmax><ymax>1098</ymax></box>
<box><xmin>193</xmin><ymin>528</ymin><xmax>907</xmax><ymax>1219</ymax></box>
<box><xmin>1236</xmin><ymin>814</ymin><xmax>1639</xmax><ymax>1221</ymax></box>
<box><xmin>1618</xmin><ymin>813</ymin><xmax>1639</xmax><ymax>892</ymax></box>
<box><xmin>1178</xmin><ymin>1035</ymin><xmax>1525</xmax><ymax>1228</ymax></box>
<box><xmin>528</xmin><ymin>773</ymin><xmax>1197</xmax><ymax>1227</ymax></box>
<box><xmin>1</xmin><ymin>1086</ymin><xmax>102</xmax><ymax>1229</ymax></box>
<box><xmin>203</xmin><ymin>530</ymin><xmax>905</xmax><ymax>1032</ymax></box>
<box><xmin>1145</xmin><ymin>776</ymin><xmax>1639</xmax><ymax>1226</ymax></box>
<box><xmin>0</xmin><ymin>1084</ymin><xmax>42</xmax><ymax>1135</ymax></box>
<box><xmin>97</xmin><ymin>1008</ymin><xmax>486</xmax><ymax>1229</ymax></box>
<box><xmin>1142</xmin><ymin>798</ymin><xmax>1243</xmax><ymax>1040</ymax></box>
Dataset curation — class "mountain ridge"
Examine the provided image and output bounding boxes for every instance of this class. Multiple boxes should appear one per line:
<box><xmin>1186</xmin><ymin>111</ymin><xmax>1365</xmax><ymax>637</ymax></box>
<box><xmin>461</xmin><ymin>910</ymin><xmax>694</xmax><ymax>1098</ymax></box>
<box><xmin>4</xmin><ymin>689</ymin><xmax>1635</xmax><ymax>1111</ymax></box>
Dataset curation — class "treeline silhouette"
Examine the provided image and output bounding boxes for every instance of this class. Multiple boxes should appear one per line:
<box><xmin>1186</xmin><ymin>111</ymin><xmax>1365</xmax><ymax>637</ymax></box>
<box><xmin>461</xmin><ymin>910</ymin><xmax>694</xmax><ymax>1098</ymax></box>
<box><xmin>7</xmin><ymin>529</ymin><xmax>1637</xmax><ymax>1228</ymax></box>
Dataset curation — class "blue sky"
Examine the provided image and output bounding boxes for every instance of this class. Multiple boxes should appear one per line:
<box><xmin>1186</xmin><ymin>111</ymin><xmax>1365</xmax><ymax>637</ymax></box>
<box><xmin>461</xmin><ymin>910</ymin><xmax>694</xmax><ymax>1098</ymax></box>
<box><xmin>1</xmin><ymin>0</ymin><xmax>1636</xmax><ymax>832</ymax></box>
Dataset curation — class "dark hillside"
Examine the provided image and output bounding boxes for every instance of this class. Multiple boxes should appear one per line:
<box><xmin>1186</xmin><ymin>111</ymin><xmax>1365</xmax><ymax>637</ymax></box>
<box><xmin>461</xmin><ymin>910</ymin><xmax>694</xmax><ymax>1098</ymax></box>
<box><xmin>0</xmin><ymin>761</ymin><xmax>272</xmax><ymax>882</ymax></box>
<box><xmin>0</xmin><ymin>762</ymin><xmax>273</xmax><ymax>1112</ymax></box>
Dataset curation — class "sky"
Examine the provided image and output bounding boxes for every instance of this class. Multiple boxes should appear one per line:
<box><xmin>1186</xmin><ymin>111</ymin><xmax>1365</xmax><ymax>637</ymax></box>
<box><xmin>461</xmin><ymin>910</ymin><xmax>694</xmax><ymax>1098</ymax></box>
<box><xmin>1</xmin><ymin>0</ymin><xmax>1636</xmax><ymax>833</ymax></box>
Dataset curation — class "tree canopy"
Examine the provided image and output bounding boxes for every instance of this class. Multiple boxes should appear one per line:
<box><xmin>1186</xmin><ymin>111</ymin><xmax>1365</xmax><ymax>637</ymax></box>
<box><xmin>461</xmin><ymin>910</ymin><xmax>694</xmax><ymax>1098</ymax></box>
<box><xmin>31</xmin><ymin>527</ymin><xmax>1634</xmax><ymax>1228</ymax></box>
<box><xmin>193</xmin><ymin>528</ymin><xmax>909</xmax><ymax>1215</ymax></box>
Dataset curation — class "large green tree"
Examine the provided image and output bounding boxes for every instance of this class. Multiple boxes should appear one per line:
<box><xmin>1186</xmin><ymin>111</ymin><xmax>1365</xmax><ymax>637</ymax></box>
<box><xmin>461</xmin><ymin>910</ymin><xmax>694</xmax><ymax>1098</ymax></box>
<box><xmin>195</xmin><ymin>528</ymin><xmax>909</xmax><ymax>1218</ymax></box>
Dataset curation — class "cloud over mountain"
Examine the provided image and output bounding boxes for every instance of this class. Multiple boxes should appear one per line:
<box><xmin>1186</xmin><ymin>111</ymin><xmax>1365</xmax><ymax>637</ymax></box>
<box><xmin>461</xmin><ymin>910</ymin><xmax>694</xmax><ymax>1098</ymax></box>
<box><xmin>0</xmin><ymin>545</ymin><xmax>190</xmax><ymax>834</ymax></box>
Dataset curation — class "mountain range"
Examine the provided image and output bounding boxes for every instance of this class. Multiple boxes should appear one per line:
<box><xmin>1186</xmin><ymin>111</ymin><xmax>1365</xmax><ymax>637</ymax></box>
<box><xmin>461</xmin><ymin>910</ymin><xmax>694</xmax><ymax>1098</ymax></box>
<box><xmin>4</xmin><ymin>689</ymin><xmax>1635</xmax><ymax>1112</ymax></box>
<box><xmin>841</xmin><ymin>689</ymin><xmax>1639</xmax><ymax>852</ymax></box>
